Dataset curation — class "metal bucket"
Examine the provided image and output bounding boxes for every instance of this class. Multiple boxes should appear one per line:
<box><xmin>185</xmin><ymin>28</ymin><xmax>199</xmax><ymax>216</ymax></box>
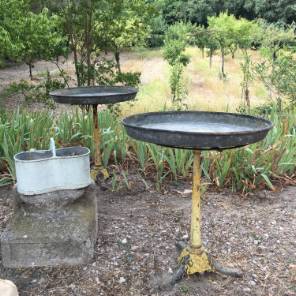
<box><xmin>14</xmin><ymin>147</ymin><xmax>91</xmax><ymax>195</ymax></box>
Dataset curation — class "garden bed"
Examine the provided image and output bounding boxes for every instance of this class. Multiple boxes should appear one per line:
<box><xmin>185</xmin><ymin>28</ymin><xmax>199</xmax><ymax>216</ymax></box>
<box><xmin>0</xmin><ymin>181</ymin><xmax>295</xmax><ymax>295</ymax></box>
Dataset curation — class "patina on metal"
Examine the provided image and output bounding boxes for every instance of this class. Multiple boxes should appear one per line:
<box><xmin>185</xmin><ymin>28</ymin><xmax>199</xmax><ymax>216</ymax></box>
<box><xmin>50</xmin><ymin>86</ymin><xmax>138</xmax><ymax>180</ymax></box>
<box><xmin>49</xmin><ymin>86</ymin><xmax>138</xmax><ymax>105</ymax></box>
<box><xmin>123</xmin><ymin>111</ymin><xmax>273</xmax><ymax>150</ymax></box>
<box><xmin>123</xmin><ymin>111</ymin><xmax>272</xmax><ymax>282</ymax></box>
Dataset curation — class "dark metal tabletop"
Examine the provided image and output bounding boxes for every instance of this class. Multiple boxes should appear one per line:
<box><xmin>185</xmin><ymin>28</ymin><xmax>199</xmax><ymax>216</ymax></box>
<box><xmin>50</xmin><ymin>86</ymin><xmax>138</xmax><ymax>105</ymax></box>
<box><xmin>123</xmin><ymin>111</ymin><xmax>273</xmax><ymax>150</ymax></box>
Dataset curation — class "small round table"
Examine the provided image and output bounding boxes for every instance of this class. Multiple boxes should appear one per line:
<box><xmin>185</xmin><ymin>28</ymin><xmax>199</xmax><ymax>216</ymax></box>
<box><xmin>50</xmin><ymin>86</ymin><xmax>138</xmax><ymax>179</ymax></box>
<box><xmin>123</xmin><ymin>111</ymin><xmax>272</xmax><ymax>281</ymax></box>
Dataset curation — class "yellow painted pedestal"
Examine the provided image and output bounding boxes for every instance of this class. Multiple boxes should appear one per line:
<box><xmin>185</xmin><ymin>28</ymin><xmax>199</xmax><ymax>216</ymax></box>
<box><xmin>177</xmin><ymin>150</ymin><xmax>242</xmax><ymax>278</ymax></box>
<box><xmin>178</xmin><ymin>150</ymin><xmax>212</xmax><ymax>275</ymax></box>
<box><xmin>91</xmin><ymin>104</ymin><xmax>109</xmax><ymax>181</ymax></box>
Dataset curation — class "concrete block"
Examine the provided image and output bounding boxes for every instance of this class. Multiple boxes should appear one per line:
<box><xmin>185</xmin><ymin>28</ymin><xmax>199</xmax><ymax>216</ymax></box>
<box><xmin>1</xmin><ymin>186</ymin><xmax>97</xmax><ymax>268</ymax></box>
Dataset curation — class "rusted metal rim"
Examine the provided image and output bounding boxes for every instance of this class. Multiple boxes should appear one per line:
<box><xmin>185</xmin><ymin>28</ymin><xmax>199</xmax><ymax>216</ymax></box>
<box><xmin>123</xmin><ymin>111</ymin><xmax>273</xmax><ymax>150</ymax></box>
<box><xmin>123</xmin><ymin>111</ymin><xmax>273</xmax><ymax>136</ymax></box>
<box><xmin>50</xmin><ymin>86</ymin><xmax>138</xmax><ymax>105</ymax></box>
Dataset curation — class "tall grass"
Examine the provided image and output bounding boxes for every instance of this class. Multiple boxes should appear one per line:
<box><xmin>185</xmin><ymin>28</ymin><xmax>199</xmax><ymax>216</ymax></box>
<box><xmin>0</xmin><ymin>106</ymin><xmax>295</xmax><ymax>192</ymax></box>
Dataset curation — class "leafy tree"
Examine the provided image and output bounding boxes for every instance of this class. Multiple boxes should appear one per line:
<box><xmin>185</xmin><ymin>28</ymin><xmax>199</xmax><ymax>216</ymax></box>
<box><xmin>94</xmin><ymin>0</ymin><xmax>153</xmax><ymax>73</ymax></box>
<box><xmin>163</xmin><ymin>22</ymin><xmax>190</xmax><ymax>107</ymax></box>
<box><xmin>258</xmin><ymin>21</ymin><xmax>296</xmax><ymax>64</ymax></box>
<box><xmin>191</xmin><ymin>25</ymin><xmax>219</xmax><ymax>66</ymax></box>
<box><xmin>204</xmin><ymin>30</ymin><xmax>219</xmax><ymax>68</ymax></box>
<box><xmin>255</xmin><ymin>52</ymin><xmax>296</xmax><ymax>106</ymax></box>
<box><xmin>208</xmin><ymin>13</ymin><xmax>237</xmax><ymax>79</ymax></box>
<box><xmin>61</xmin><ymin>0</ymin><xmax>96</xmax><ymax>86</ymax></box>
<box><xmin>192</xmin><ymin>25</ymin><xmax>208</xmax><ymax>58</ymax></box>
<box><xmin>17</xmin><ymin>9</ymin><xmax>68</xmax><ymax>79</ymax></box>
<box><xmin>225</xmin><ymin>17</ymin><xmax>259</xmax><ymax>59</ymax></box>
<box><xmin>0</xmin><ymin>28</ymin><xmax>12</xmax><ymax>59</ymax></box>
<box><xmin>271</xmin><ymin>53</ymin><xmax>296</xmax><ymax>104</ymax></box>
<box><xmin>254</xmin><ymin>0</ymin><xmax>296</xmax><ymax>24</ymax></box>
<box><xmin>0</xmin><ymin>0</ymin><xmax>68</xmax><ymax>79</ymax></box>
<box><xmin>235</xmin><ymin>19</ymin><xmax>260</xmax><ymax>106</ymax></box>
<box><xmin>158</xmin><ymin>0</ymin><xmax>223</xmax><ymax>26</ymax></box>
<box><xmin>153</xmin><ymin>0</ymin><xmax>295</xmax><ymax>26</ymax></box>
<box><xmin>163</xmin><ymin>22</ymin><xmax>190</xmax><ymax>66</ymax></box>
<box><xmin>147</xmin><ymin>12</ymin><xmax>167</xmax><ymax>47</ymax></box>
<box><xmin>223</xmin><ymin>0</ymin><xmax>256</xmax><ymax>20</ymax></box>
<box><xmin>253</xmin><ymin>22</ymin><xmax>295</xmax><ymax>106</ymax></box>
<box><xmin>0</xmin><ymin>0</ymin><xmax>26</xmax><ymax>61</ymax></box>
<box><xmin>235</xmin><ymin>18</ymin><xmax>260</xmax><ymax>51</ymax></box>
<box><xmin>148</xmin><ymin>0</ymin><xmax>295</xmax><ymax>47</ymax></box>
<box><xmin>61</xmin><ymin>0</ymin><xmax>152</xmax><ymax>86</ymax></box>
<box><xmin>240</xmin><ymin>52</ymin><xmax>254</xmax><ymax>109</ymax></box>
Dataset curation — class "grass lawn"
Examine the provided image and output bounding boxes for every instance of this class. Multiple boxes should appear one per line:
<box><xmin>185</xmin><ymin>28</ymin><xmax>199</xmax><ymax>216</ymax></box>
<box><xmin>121</xmin><ymin>47</ymin><xmax>269</xmax><ymax>116</ymax></box>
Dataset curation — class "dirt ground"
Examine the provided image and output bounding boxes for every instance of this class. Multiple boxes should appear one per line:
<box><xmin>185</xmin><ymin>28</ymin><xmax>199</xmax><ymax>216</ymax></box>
<box><xmin>0</xmin><ymin>181</ymin><xmax>295</xmax><ymax>296</ymax></box>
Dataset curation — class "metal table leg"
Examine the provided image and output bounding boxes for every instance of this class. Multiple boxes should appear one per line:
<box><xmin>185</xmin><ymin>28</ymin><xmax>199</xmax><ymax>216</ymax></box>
<box><xmin>91</xmin><ymin>104</ymin><xmax>109</xmax><ymax>181</ymax></box>
<box><xmin>173</xmin><ymin>150</ymin><xmax>242</xmax><ymax>284</ymax></box>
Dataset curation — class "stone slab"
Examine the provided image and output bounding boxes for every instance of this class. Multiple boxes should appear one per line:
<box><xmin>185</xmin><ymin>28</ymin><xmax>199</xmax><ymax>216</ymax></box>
<box><xmin>1</xmin><ymin>186</ymin><xmax>97</xmax><ymax>268</ymax></box>
<box><xmin>17</xmin><ymin>188</ymin><xmax>86</xmax><ymax>209</ymax></box>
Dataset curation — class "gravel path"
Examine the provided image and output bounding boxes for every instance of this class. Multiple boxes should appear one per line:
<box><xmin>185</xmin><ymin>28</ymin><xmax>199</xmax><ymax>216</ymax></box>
<box><xmin>0</xmin><ymin>183</ymin><xmax>295</xmax><ymax>296</ymax></box>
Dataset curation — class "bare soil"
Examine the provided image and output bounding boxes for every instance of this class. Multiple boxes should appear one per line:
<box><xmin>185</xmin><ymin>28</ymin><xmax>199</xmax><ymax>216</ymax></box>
<box><xmin>0</xmin><ymin>181</ymin><xmax>295</xmax><ymax>296</ymax></box>
<box><xmin>0</xmin><ymin>52</ymin><xmax>146</xmax><ymax>111</ymax></box>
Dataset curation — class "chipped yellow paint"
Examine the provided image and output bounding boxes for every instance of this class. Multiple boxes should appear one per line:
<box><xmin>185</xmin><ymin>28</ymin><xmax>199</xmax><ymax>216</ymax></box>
<box><xmin>178</xmin><ymin>150</ymin><xmax>212</xmax><ymax>275</ymax></box>
<box><xmin>93</xmin><ymin>104</ymin><xmax>101</xmax><ymax>168</ymax></box>
<box><xmin>179</xmin><ymin>247</ymin><xmax>212</xmax><ymax>274</ymax></box>
<box><xmin>191</xmin><ymin>150</ymin><xmax>202</xmax><ymax>249</ymax></box>
<box><xmin>91</xmin><ymin>104</ymin><xmax>109</xmax><ymax>181</ymax></box>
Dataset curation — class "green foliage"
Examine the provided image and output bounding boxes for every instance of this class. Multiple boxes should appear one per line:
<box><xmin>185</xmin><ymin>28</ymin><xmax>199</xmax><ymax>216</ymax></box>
<box><xmin>271</xmin><ymin>53</ymin><xmax>296</xmax><ymax>103</ymax></box>
<box><xmin>150</xmin><ymin>0</ymin><xmax>295</xmax><ymax>29</ymax></box>
<box><xmin>0</xmin><ymin>0</ymin><xmax>26</xmax><ymax>59</ymax></box>
<box><xmin>191</xmin><ymin>25</ymin><xmax>208</xmax><ymax>57</ymax></box>
<box><xmin>254</xmin><ymin>0</ymin><xmax>296</xmax><ymax>24</ymax></box>
<box><xmin>1</xmin><ymin>71</ymin><xmax>68</xmax><ymax>109</ymax></box>
<box><xmin>208</xmin><ymin>13</ymin><xmax>237</xmax><ymax>78</ymax></box>
<box><xmin>255</xmin><ymin>52</ymin><xmax>296</xmax><ymax>104</ymax></box>
<box><xmin>158</xmin><ymin>0</ymin><xmax>222</xmax><ymax>26</ymax></box>
<box><xmin>208</xmin><ymin>13</ymin><xmax>262</xmax><ymax>78</ymax></box>
<box><xmin>163</xmin><ymin>23</ymin><xmax>191</xmax><ymax>107</ymax></box>
<box><xmin>147</xmin><ymin>8</ymin><xmax>167</xmax><ymax>47</ymax></box>
<box><xmin>235</xmin><ymin>18</ymin><xmax>261</xmax><ymax>50</ymax></box>
<box><xmin>169</xmin><ymin>63</ymin><xmax>187</xmax><ymax>108</ymax></box>
<box><xmin>1</xmin><ymin>106</ymin><xmax>295</xmax><ymax>192</ymax></box>
<box><xmin>258</xmin><ymin>21</ymin><xmax>295</xmax><ymax>58</ymax></box>
<box><xmin>0</xmin><ymin>0</ymin><xmax>68</xmax><ymax>79</ymax></box>
<box><xmin>60</xmin><ymin>0</ymin><xmax>151</xmax><ymax>86</ymax></box>
<box><xmin>240</xmin><ymin>52</ymin><xmax>254</xmax><ymax>109</ymax></box>
<box><xmin>0</xmin><ymin>27</ymin><xmax>13</xmax><ymax>58</ymax></box>
<box><xmin>135</xmin><ymin>0</ymin><xmax>296</xmax><ymax>47</ymax></box>
<box><xmin>163</xmin><ymin>22</ymin><xmax>190</xmax><ymax>66</ymax></box>
<box><xmin>94</xmin><ymin>1</ymin><xmax>153</xmax><ymax>49</ymax></box>
<box><xmin>205</xmin><ymin>106</ymin><xmax>295</xmax><ymax>192</ymax></box>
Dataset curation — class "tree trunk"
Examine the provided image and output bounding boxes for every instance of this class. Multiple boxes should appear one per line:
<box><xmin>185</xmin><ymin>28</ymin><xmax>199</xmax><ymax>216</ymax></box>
<box><xmin>85</xmin><ymin>4</ymin><xmax>92</xmax><ymax>86</ymax></box>
<box><xmin>209</xmin><ymin>50</ymin><xmax>213</xmax><ymax>68</ymax></box>
<box><xmin>115</xmin><ymin>50</ymin><xmax>121</xmax><ymax>74</ymax></box>
<box><xmin>28</xmin><ymin>63</ymin><xmax>33</xmax><ymax>80</ymax></box>
<box><xmin>277</xmin><ymin>97</ymin><xmax>282</xmax><ymax>112</ymax></box>
<box><xmin>201</xmin><ymin>48</ymin><xmax>204</xmax><ymax>58</ymax></box>
<box><xmin>54</xmin><ymin>61</ymin><xmax>70</xmax><ymax>88</ymax></box>
<box><xmin>72</xmin><ymin>41</ymin><xmax>81</xmax><ymax>86</ymax></box>
<box><xmin>245</xmin><ymin>87</ymin><xmax>250</xmax><ymax>109</ymax></box>
<box><xmin>221</xmin><ymin>48</ymin><xmax>226</xmax><ymax>79</ymax></box>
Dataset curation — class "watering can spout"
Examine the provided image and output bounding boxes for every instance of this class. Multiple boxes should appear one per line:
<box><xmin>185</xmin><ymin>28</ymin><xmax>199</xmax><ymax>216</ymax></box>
<box><xmin>50</xmin><ymin>138</ymin><xmax>56</xmax><ymax>157</ymax></box>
